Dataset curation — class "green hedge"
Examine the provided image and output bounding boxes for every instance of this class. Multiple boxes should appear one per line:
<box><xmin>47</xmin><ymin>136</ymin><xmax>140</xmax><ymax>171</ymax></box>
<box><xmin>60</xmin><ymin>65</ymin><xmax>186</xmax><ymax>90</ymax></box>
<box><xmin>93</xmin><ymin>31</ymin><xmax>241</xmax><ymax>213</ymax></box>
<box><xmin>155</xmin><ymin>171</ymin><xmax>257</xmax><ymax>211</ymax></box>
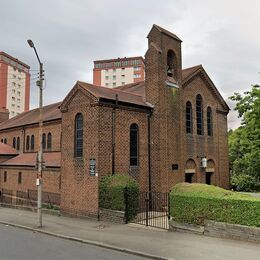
<box><xmin>170</xmin><ymin>183</ymin><xmax>260</xmax><ymax>227</ymax></box>
<box><xmin>99</xmin><ymin>174</ymin><xmax>139</xmax><ymax>221</ymax></box>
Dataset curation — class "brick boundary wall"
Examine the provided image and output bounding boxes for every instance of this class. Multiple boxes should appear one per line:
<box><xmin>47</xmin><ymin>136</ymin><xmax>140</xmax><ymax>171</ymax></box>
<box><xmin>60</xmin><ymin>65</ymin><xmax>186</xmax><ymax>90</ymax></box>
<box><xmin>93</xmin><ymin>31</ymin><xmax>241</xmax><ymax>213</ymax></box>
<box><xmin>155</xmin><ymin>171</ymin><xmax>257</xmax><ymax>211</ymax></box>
<box><xmin>99</xmin><ymin>208</ymin><xmax>125</xmax><ymax>224</ymax></box>
<box><xmin>169</xmin><ymin>220</ymin><xmax>260</xmax><ymax>243</ymax></box>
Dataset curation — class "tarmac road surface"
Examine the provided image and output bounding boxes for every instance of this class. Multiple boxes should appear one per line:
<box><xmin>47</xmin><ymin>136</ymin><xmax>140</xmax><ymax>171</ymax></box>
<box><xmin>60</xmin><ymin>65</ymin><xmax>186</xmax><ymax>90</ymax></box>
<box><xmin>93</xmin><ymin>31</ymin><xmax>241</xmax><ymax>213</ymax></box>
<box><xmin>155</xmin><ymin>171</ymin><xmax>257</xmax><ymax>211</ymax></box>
<box><xmin>0</xmin><ymin>224</ymin><xmax>146</xmax><ymax>260</ymax></box>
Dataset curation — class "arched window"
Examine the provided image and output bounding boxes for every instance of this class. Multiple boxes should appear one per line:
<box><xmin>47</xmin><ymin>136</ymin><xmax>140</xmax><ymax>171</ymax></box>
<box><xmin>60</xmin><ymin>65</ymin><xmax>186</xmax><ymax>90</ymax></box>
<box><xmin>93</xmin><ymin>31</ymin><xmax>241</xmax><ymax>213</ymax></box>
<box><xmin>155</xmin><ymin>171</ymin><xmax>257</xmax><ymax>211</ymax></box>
<box><xmin>130</xmin><ymin>123</ymin><xmax>139</xmax><ymax>166</ymax></box>
<box><xmin>31</xmin><ymin>135</ymin><xmax>35</xmax><ymax>151</ymax></box>
<box><xmin>4</xmin><ymin>138</ymin><xmax>7</xmax><ymax>144</ymax></box>
<box><xmin>207</xmin><ymin>107</ymin><xmax>213</xmax><ymax>136</ymax></box>
<box><xmin>17</xmin><ymin>137</ymin><xmax>20</xmax><ymax>151</ymax></box>
<box><xmin>47</xmin><ymin>133</ymin><xmax>52</xmax><ymax>150</ymax></box>
<box><xmin>74</xmin><ymin>113</ymin><xmax>83</xmax><ymax>157</ymax></box>
<box><xmin>13</xmin><ymin>137</ymin><xmax>16</xmax><ymax>149</ymax></box>
<box><xmin>196</xmin><ymin>94</ymin><xmax>203</xmax><ymax>135</ymax></box>
<box><xmin>26</xmin><ymin>136</ymin><xmax>30</xmax><ymax>151</ymax></box>
<box><xmin>42</xmin><ymin>133</ymin><xmax>46</xmax><ymax>150</ymax></box>
<box><xmin>186</xmin><ymin>101</ymin><xmax>193</xmax><ymax>134</ymax></box>
<box><xmin>1</xmin><ymin>139</ymin><xmax>3</xmax><ymax>143</ymax></box>
<box><xmin>167</xmin><ymin>50</ymin><xmax>176</xmax><ymax>79</ymax></box>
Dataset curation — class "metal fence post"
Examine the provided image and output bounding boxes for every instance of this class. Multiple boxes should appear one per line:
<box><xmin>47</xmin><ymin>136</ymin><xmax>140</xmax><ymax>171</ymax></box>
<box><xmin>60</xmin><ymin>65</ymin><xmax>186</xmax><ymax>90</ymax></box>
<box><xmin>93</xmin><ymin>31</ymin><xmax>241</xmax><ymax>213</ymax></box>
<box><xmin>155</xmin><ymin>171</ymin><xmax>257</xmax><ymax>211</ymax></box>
<box><xmin>124</xmin><ymin>187</ymin><xmax>129</xmax><ymax>224</ymax></box>
<box><xmin>145</xmin><ymin>197</ymin><xmax>149</xmax><ymax>226</ymax></box>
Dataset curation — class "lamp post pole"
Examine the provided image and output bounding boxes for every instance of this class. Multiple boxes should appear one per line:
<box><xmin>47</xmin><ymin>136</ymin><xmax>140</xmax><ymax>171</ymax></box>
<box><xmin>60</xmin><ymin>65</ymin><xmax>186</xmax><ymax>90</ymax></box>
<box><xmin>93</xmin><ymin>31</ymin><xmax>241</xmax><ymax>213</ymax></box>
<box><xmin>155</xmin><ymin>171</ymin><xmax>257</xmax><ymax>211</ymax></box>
<box><xmin>27</xmin><ymin>39</ymin><xmax>44</xmax><ymax>228</ymax></box>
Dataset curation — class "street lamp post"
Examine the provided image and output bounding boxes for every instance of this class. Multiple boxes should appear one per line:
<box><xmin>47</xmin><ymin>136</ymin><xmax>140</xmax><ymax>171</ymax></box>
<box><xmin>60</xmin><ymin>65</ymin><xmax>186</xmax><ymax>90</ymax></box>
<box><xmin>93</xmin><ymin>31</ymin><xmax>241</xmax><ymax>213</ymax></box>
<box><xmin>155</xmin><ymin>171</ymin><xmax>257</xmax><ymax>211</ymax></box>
<box><xmin>27</xmin><ymin>39</ymin><xmax>44</xmax><ymax>228</ymax></box>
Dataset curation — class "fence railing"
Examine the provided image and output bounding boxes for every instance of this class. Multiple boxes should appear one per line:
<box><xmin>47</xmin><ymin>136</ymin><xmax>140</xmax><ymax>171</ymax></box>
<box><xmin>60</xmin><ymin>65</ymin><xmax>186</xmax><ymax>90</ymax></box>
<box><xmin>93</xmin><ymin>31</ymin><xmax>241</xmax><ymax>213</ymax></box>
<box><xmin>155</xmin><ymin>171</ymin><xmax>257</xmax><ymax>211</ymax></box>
<box><xmin>0</xmin><ymin>188</ymin><xmax>60</xmax><ymax>208</ymax></box>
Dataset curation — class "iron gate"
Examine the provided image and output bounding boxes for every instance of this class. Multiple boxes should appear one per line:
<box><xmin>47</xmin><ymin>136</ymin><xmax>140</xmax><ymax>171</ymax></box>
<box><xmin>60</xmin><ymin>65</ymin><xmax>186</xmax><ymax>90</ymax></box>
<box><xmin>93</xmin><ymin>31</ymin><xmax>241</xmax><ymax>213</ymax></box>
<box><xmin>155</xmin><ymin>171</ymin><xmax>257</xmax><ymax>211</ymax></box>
<box><xmin>125</xmin><ymin>190</ymin><xmax>170</xmax><ymax>230</ymax></box>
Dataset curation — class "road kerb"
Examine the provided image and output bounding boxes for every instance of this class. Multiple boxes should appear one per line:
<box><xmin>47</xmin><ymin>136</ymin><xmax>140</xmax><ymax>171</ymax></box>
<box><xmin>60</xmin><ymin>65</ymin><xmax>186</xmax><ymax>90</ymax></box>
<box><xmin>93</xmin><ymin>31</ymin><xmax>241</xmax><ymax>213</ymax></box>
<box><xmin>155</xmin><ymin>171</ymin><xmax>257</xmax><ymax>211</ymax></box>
<box><xmin>0</xmin><ymin>220</ymin><xmax>168</xmax><ymax>260</ymax></box>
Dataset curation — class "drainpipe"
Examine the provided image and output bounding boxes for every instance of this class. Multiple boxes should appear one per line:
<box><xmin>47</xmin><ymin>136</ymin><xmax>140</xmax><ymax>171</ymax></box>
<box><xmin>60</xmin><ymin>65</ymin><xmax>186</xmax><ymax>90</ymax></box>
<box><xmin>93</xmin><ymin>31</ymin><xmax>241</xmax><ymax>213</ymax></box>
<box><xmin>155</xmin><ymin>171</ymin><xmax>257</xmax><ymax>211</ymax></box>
<box><xmin>22</xmin><ymin>126</ymin><xmax>25</xmax><ymax>153</ymax></box>
<box><xmin>148</xmin><ymin>111</ymin><xmax>152</xmax><ymax>193</ymax></box>
<box><xmin>111</xmin><ymin>94</ymin><xmax>118</xmax><ymax>175</ymax></box>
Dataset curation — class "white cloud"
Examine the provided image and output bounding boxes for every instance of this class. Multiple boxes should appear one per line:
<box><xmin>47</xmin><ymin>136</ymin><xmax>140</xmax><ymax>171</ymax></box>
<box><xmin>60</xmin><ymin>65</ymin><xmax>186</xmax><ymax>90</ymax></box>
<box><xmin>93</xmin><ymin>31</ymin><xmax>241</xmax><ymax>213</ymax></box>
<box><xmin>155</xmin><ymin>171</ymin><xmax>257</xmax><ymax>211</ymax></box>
<box><xmin>0</xmin><ymin>0</ymin><xmax>259</xmax><ymax>129</ymax></box>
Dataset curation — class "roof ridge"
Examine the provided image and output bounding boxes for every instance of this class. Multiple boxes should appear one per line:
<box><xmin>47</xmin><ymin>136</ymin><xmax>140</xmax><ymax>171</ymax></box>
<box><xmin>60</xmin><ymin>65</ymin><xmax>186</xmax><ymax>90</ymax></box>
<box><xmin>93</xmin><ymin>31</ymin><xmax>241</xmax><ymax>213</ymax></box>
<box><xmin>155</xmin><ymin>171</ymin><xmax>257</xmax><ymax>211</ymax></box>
<box><xmin>78</xmin><ymin>81</ymin><xmax>144</xmax><ymax>98</ymax></box>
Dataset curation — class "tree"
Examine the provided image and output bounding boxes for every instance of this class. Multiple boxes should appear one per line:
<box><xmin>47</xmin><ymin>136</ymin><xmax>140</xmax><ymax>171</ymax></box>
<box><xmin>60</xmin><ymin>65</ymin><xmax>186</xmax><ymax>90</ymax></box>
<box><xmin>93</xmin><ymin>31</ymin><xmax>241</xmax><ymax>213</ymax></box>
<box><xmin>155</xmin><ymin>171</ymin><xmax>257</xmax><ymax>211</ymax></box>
<box><xmin>229</xmin><ymin>85</ymin><xmax>260</xmax><ymax>191</ymax></box>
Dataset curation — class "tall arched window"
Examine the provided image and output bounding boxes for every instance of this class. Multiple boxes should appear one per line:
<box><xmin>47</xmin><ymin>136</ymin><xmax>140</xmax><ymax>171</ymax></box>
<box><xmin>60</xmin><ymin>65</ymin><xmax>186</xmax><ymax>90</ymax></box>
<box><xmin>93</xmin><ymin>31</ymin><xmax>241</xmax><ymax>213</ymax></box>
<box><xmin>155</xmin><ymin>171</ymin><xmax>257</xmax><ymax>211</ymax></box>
<box><xmin>17</xmin><ymin>137</ymin><xmax>20</xmax><ymax>151</ymax></box>
<box><xmin>26</xmin><ymin>136</ymin><xmax>30</xmax><ymax>150</ymax></box>
<box><xmin>31</xmin><ymin>135</ymin><xmax>35</xmax><ymax>151</ymax></box>
<box><xmin>130</xmin><ymin>123</ymin><xmax>139</xmax><ymax>166</ymax></box>
<box><xmin>74</xmin><ymin>113</ymin><xmax>83</xmax><ymax>157</ymax></box>
<box><xmin>13</xmin><ymin>137</ymin><xmax>16</xmax><ymax>149</ymax></box>
<box><xmin>196</xmin><ymin>94</ymin><xmax>203</xmax><ymax>135</ymax></box>
<box><xmin>42</xmin><ymin>133</ymin><xmax>46</xmax><ymax>150</ymax></box>
<box><xmin>186</xmin><ymin>101</ymin><xmax>193</xmax><ymax>134</ymax></box>
<box><xmin>47</xmin><ymin>133</ymin><xmax>52</xmax><ymax>150</ymax></box>
<box><xmin>1</xmin><ymin>139</ymin><xmax>3</xmax><ymax>143</ymax></box>
<box><xmin>207</xmin><ymin>107</ymin><xmax>213</xmax><ymax>136</ymax></box>
<box><xmin>4</xmin><ymin>138</ymin><xmax>7</xmax><ymax>144</ymax></box>
<box><xmin>167</xmin><ymin>50</ymin><xmax>177</xmax><ymax>79</ymax></box>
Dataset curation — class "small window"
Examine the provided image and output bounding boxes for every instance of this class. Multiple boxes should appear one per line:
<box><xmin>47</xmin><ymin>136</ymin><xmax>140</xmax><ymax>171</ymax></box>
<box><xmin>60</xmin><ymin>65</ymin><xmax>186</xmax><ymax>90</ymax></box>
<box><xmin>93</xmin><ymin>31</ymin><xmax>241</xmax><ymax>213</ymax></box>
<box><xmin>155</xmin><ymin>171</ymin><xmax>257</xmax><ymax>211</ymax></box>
<box><xmin>75</xmin><ymin>113</ymin><xmax>83</xmax><ymax>157</ymax></box>
<box><xmin>42</xmin><ymin>133</ymin><xmax>46</xmax><ymax>150</ymax></box>
<box><xmin>196</xmin><ymin>94</ymin><xmax>203</xmax><ymax>135</ymax></box>
<box><xmin>122</xmin><ymin>82</ymin><xmax>125</xmax><ymax>85</ymax></box>
<box><xmin>206</xmin><ymin>172</ymin><xmax>212</xmax><ymax>185</ymax></box>
<box><xmin>31</xmin><ymin>135</ymin><xmax>35</xmax><ymax>151</ymax></box>
<box><xmin>113</xmin><ymin>82</ymin><xmax>116</xmax><ymax>86</ymax></box>
<box><xmin>113</xmin><ymin>75</ymin><xmax>116</xmax><ymax>80</ymax></box>
<box><xmin>186</xmin><ymin>101</ymin><xmax>193</xmax><ymax>134</ymax></box>
<box><xmin>4</xmin><ymin>171</ymin><xmax>7</xmax><ymax>182</ymax></box>
<box><xmin>18</xmin><ymin>172</ymin><xmax>22</xmax><ymax>184</ymax></box>
<box><xmin>4</xmin><ymin>138</ymin><xmax>7</xmax><ymax>144</ymax></box>
<box><xmin>185</xmin><ymin>173</ymin><xmax>193</xmax><ymax>183</ymax></box>
<box><xmin>47</xmin><ymin>133</ymin><xmax>52</xmax><ymax>150</ymax></box>
<box><xmin>207</xmin><ymin>107</ymin><xmax>213</xmax><ymax>136</ymax></box>
<box><xmin>26</xmin><ymin>136</ymin><xmax>30</xmax><ymax>150</ymax></box>
<box><xmin>130</xmin><ymin>123</ymin><xmax>139</xmax><ymax>166</ymax></box>
<box><xmin>17</xmin><ymin>137</ymin><xmax>20</xmax><ymax>151</ymax></box>
<box><xmin>13</xmin><ymin>137</ymin><xmax>16</xmax><ymax>149</ymax></box>
<box><xmin>105</xmin><ymin>76</ymin><xmax>109</xmax><ymax>80</ymax></box>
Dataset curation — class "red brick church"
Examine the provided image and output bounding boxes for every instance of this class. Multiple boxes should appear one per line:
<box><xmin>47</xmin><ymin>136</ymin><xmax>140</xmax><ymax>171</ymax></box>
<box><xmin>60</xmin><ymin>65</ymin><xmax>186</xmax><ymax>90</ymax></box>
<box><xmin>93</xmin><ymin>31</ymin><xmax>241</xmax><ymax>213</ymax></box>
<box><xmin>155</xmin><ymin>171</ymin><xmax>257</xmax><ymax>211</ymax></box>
<box><xmin>0</xmin><ymin>25</ymin><xmax>230</xmax><ymax>217</ymax></box>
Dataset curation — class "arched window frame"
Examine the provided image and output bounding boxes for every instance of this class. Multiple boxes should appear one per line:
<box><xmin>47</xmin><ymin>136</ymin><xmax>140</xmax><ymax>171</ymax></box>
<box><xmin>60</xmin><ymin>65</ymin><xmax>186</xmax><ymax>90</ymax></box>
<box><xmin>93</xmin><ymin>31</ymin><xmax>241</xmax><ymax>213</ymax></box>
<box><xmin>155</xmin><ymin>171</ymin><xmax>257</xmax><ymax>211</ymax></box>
<box><xmin>26</xmin><ymin>136</ymin><xmax>30</xmax><ymax>151</ymax></box>
<box><xmin>42</xmin><ymin>133</ymin><xmax>46</xmax><ymax>150</ymax></box>
<box><xmin>4</xmin><ymin>138</ymin><xmax>7</xmax><ymax>144</ymax></box>
<box><xmin>31</xmin><ymin>135</ymin><xmax>35</xmax><ymax>151</ymax></box>
<box><xmin>130</xmin><ymin>123</ymin><xmax>139</xmax><ymax>166</ymax></box>
<box><xmin>186</xmin><ymin>101</ymin><xmax>193</xmax><ymax>134</ymax></box>
<box><xmin>47</xmin><ymin>133</ymin><xmax>52</xmax><ymax>150</ymax></box>
<box><xmin>17</xmin><ymin>137</ymin><xmax>20</xmax><ymax>151</ymax></box>
<box><xmin>196</xmin><ymin>94</ymin><xmax>203</xmax><ymax>135</ymax></box>
<box><xmin>74</xmin><ymin>113</ymin><xmax>83</xmax><ymax>158</ymax></box>
<box><xmin>1</xmin><ymin>139</ymin><xmax>3</xmax><ymax>143</ymax></box>
<box><xmin>207</xmin><ymin>107</ymin><xmax>213</xmax><ymax>136</ymax></box>
<box><xmin>13</xmin><ymin>137</ymin><xmax>16</xmax><ymax>149</ymax></box>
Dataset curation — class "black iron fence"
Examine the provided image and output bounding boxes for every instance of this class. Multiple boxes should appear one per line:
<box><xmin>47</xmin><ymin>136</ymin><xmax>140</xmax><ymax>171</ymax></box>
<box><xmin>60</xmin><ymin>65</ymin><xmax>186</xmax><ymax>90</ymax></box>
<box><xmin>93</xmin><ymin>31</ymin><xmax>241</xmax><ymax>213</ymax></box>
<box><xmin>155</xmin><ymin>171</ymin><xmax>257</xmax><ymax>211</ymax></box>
<box><xmin>0</xmin><ymin>188</ymin><xmax>60</xmax><ymax>208</ymax></box>
<box><xmin>124</xmin><ymin>189</ymin><xmax>170</xmax><ymax>230</ymax></box>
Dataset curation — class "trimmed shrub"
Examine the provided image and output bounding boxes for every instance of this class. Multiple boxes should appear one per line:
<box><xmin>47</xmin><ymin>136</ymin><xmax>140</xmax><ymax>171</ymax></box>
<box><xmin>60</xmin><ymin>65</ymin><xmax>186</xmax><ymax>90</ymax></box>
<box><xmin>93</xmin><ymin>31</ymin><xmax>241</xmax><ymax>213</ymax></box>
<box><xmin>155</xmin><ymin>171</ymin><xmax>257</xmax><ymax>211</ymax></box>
<box><xmin>231</xmin><ymin>174</ymin><xmax>260</xmax><ymax>192</ymax></box>
<box><xmin>170</xmin><ymin>183</ymin><xmax>260</xmax><ymax>227</ymax></box>
<box><xmin>99</xmin><ymin>174</ymin><xmax>139</xmax><ymax>221</ymax></box>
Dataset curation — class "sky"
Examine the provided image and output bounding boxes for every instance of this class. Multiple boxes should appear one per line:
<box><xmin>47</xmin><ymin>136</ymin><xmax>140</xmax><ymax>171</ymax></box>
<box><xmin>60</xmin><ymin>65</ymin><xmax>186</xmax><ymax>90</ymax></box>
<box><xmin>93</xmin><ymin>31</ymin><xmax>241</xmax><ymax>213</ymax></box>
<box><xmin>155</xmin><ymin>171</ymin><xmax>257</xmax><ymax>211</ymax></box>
<box><xmin>0</xmin><ymin>0</ymin><xmax>259</xmax><ymax>129</ymax></box>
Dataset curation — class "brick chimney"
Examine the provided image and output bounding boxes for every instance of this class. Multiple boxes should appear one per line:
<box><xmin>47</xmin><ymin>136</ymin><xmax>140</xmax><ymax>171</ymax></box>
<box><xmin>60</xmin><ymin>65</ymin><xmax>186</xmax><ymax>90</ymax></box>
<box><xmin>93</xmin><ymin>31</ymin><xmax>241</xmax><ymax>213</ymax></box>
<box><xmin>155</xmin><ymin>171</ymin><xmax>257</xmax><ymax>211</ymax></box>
<box><xmin>0</xmin><ymin>107</ymin><xmax>9</xmax><ymax>123</ymax></box>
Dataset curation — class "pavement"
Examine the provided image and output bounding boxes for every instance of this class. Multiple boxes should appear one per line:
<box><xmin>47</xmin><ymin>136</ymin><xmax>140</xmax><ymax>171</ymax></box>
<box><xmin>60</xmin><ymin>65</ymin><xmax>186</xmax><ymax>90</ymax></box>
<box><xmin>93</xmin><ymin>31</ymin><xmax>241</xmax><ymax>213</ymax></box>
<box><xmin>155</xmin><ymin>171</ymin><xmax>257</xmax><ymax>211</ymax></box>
<box><xmin>0</xmin><ymin>207</ymin><xmax>260</xmax><ymax>260</ymax></box>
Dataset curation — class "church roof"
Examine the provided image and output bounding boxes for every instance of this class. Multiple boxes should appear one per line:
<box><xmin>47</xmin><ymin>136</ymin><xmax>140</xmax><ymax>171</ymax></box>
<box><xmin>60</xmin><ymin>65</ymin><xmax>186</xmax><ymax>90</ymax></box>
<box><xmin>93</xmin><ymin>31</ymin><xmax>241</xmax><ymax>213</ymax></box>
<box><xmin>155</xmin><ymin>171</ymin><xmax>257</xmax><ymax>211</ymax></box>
<box><xmin>0</xmin><ymin>102</ymin><xmax>62</xmax><ymax>131</ymax></box>
<box><xmin>149</xmin><ymin>24</ymin><xmax>182</xmax><ymax>42</ymax></box>
<box><xmin>0</xmin><ymin>142</ymin><xmax>18</xmax><ymax>155</ymax></box>
<box><xmin>77</xmin><ymin>81</ymin><xmax>151</xmax><ymax>108</ymax></box>
<box><xmin>0</xmin><ymin>152</ymin><xmax>61</xmax><ymax>168</ymax></box>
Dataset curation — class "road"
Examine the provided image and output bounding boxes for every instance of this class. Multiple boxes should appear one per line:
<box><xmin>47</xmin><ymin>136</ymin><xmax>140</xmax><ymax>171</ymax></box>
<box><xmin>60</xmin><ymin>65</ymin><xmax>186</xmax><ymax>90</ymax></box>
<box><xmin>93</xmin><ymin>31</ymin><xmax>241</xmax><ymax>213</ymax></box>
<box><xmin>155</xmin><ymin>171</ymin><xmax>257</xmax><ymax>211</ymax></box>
<box><xmin>0</xmin><ymin>224</ymin><xmax>145</xmax><ymax>260</ymax></box>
